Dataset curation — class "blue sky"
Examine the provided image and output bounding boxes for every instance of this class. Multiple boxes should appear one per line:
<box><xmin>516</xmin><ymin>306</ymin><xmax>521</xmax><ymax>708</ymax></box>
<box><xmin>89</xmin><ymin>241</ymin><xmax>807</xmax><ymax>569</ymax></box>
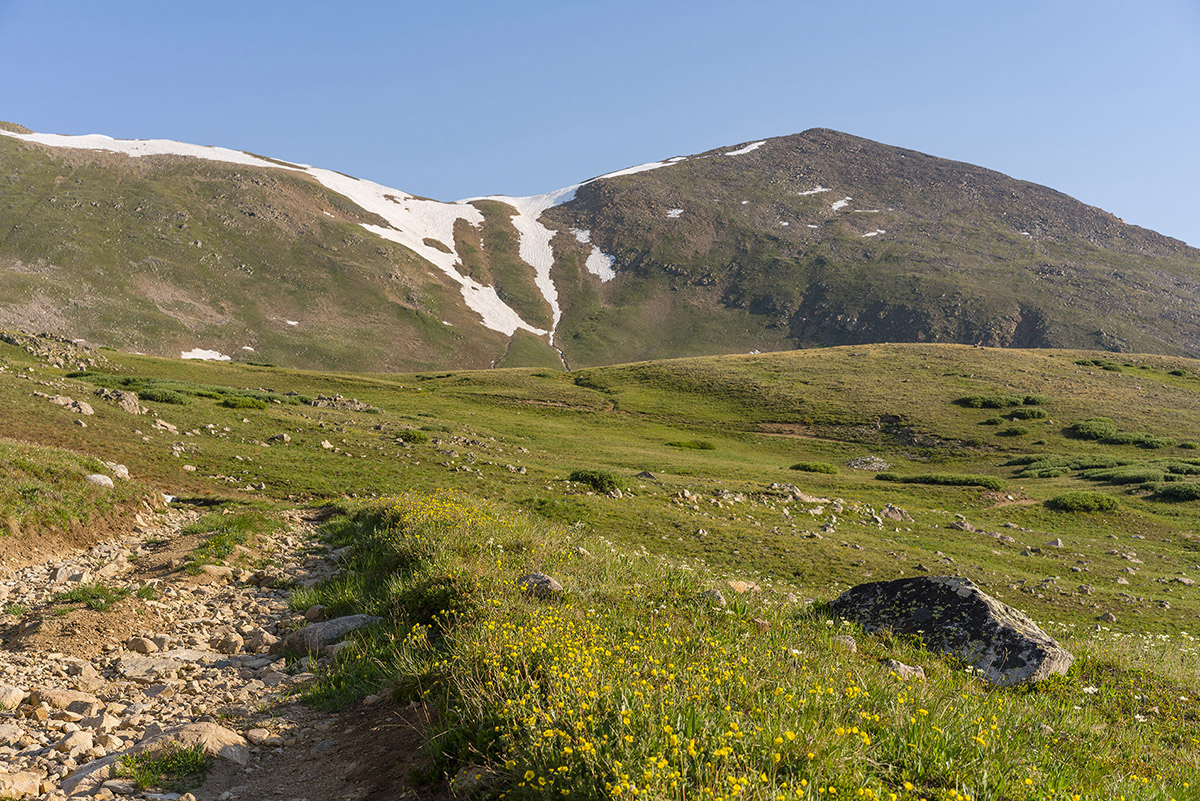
<box><xmin>2</xmin><ymin>0</ymin><xmax>1197</xmax><ymax>244</ymax></box>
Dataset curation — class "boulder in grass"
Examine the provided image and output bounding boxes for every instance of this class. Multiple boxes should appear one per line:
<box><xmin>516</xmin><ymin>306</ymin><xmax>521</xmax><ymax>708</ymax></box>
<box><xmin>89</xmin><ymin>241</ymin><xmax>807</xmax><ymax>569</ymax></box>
<box><xmin>830</xmin><ymin>575</ymin><xmax>1073</xmax><ymax>686</ymax></box>
<box><xmin>275</xmin><ymin>614</ymin><xmax>380</xmax><ymax>654</ymax></box>
<box><xmin>518</xmin><ymin>572</ymin><xmax>563</xmax><ymax>598</ymax></box>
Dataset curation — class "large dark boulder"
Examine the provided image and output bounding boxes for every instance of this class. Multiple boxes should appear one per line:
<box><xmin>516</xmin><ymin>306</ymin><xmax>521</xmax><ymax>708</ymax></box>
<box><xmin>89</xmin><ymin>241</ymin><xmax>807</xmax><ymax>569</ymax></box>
<box><xmin>830</xmin><ymin>576</ymin><xmax>1073</xmax><ymax>686</ymax></box>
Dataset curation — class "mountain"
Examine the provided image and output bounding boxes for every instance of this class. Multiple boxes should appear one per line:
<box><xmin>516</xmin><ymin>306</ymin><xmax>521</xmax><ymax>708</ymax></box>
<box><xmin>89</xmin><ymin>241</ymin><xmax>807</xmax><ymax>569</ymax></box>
<box><xmin>2</xmin><ymin>122</ymin><xmax>1198</xmax><ymax>370</ymax></box>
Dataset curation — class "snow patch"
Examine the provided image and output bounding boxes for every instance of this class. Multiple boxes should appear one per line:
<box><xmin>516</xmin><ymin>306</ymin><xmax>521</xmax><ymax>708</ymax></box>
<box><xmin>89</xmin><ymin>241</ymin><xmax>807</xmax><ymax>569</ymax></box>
<box><xmin>725</xmin><ymin>141</ymin><xmax>766</xmax><ymax>156</ymax></box>
<box><xmin>861</xmin><ymin>229</ymin><xmax>886</xmax><ymax>238</ymax></box>
<box><xmin>241</xmin><ymin>346</ymin><xmax>255</xmax><ymax>352</ymax></box>
<box><xmin>2</xmin><ymin>126</ymin><xmax>693</xmax><ymax>340</ymax></box>
<box><xmin>181</xmin><ymin>348</ymin><xmax>230</xmax><ymax>361</ymax></box>
<box><xmin>797</xmin><ymin>186</ymin><xmax>831</xmax><ymax>196</ymax></box>
<box><xmin>807</xmin><ymin>224</ymin><xmax>820</xmax><ymax>229</ymax></box>
<box><xmin>286</xmin><ymin>320</ymin><xmax>299</xmax><ymax>326</ymax></box>
<box><xmin>831</xmin><ymin>197</ymin><xmax>852</xmax><ymax>211</ymax></box>
<box><xmin>594</xmin><ymin>157</ymin><xmax>686</xmax><ymax>180</ymax></box>
<box><xmin>567</xmin><ymin>230</ymin><xmax>616</xmax><ymax>281</ymax></box>
<box><xmin>780</xmin><ymin>221</ymin><xmax>789</xmax><ymax>226</ymax></box>
<box><xmin>852</xmin><ymin>209</ymin><xmax>881</xmax><ymax>213</ymax></box>
<box><xmin>584</xmin><ymin>249</ymin><xmax>617</xmax><ymax>282</ymax></box>
<box><xmin>666</xmin><ymin>209</ymin><xmax>684</xmax><ymax>218</ymax></box>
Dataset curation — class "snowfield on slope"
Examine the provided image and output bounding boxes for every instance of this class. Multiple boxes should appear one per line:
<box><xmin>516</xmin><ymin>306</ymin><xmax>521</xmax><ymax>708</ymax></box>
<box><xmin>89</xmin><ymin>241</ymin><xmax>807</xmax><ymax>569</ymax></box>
<box><xmin>0</xmin><ymin>129</ymin><xmax>689</xmax><ymax>341</ymax></box>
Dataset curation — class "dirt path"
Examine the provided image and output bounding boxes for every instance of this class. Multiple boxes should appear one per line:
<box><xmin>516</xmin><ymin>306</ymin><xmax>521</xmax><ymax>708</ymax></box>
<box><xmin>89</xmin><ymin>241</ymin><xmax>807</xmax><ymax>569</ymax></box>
<box><xmin>0</xmin><ymin>504</ymin><xmax>446</xmax><ymax>800</ymax></box>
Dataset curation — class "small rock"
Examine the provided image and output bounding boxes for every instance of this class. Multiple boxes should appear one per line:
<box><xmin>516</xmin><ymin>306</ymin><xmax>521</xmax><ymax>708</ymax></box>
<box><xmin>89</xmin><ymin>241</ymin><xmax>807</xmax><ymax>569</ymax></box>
<box><xmin>518</xmin><ymin>572</ymin><xmax>563</xmax><ymax>598</ymax></box>
<box><xmin>1047</xmin><ymin>538</ymin><xmax>1064</xmax><ymax>548</ymax></box>
<box><xmin>85</xmin><ymin>474</ymin><xmax>114</xmax><ymax>489</ymax></box>
<box><xmin>304</xmin><ymin>604</ymin><xmax>326</xmax><ymax>622</ymax></box>
<box><xmin>698</xmin><ymin>589</ymin><xmax>727</xmax><ymax>607</ymax></box>
<box><xmin>268</xmin><ymin>433</ymin><xmax>291</xmax><ymax>443</ymax></box>
<box><xmin>245</xmin><ymin>728</ymin><xmax>271</xmax><ymax>745</ymax></box>
<box><xmin>0</xmin><ymin>685</ymin><xmax>27</xmax><ymax>709</ymax></box>
<box><xmin>1098</xmin><ymin>612</ymin><xmax>1117</xmax><ymax>623</ymax></box>
<box><xmin>832</xmin><ymin>635</ymin><xmax>858</xmax><ymax>653</ymax></box>
<box><xmin>126</xmin><ymin>637</ymin><xmax>159</xmax><ymax>654</ymax></box>
<box><xmin>0</xmin><ymin>771</ymin><xmax>41</xmax><ymax>799</ymax></box>
<box><xmin>726</xmin><ymin>580</ymin><xmax>760</xmax><ymax>594</ymax></box>
<box><xmin>213</xmin><ymin>633</ymin><xmax>244</xmax><ymax>655</ymax></box>
<box><xmin>884</xmin><ymin>659</ymin><xmax>926</xmax><ymax>680</ymax></box>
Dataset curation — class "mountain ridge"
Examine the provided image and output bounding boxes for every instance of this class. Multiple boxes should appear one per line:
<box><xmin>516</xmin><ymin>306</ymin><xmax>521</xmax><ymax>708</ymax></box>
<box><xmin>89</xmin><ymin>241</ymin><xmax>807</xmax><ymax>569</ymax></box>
<box><xmin>2</xmin><ymin>123</ymin><xmax>1198</xmax><ymax>370</ymax></box>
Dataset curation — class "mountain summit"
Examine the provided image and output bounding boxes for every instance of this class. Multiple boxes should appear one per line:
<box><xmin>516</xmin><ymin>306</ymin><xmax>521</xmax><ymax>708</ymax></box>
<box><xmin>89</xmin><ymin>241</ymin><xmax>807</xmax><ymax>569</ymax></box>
<box><xmin>2</xmin><ymin>123</ymin><xmax>1197</xmax><ymax>370</ymax></box>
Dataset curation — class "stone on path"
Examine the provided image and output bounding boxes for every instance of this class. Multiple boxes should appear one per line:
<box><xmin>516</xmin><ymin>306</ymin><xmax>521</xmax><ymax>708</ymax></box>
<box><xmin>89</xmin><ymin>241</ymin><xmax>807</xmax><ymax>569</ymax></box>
<box><xmin>831</xmin><ymin>575</ymin><xmax>1073</xmax><ymax>686</ymax></box>
<box><xmin>0</xmin><ymin>771</ymin><xmax>42</xmax><ymax>799</ymax></box>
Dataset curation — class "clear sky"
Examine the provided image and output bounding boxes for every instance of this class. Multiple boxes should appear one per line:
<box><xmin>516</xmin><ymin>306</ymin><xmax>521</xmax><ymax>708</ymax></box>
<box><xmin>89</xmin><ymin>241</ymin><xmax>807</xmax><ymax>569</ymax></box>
<box><xmin>1</xmin><ymin>0</ymin><xmax>1197</xmax><ymax>244</ymax></box>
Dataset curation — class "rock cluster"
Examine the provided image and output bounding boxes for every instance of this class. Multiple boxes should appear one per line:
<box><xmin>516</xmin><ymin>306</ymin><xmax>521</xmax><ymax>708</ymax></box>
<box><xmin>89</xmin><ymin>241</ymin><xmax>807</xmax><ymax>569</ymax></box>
<box><xmin>0</xmin><ymin>508</ymin><xmax>365</xmax><ymax>799</ymax></box>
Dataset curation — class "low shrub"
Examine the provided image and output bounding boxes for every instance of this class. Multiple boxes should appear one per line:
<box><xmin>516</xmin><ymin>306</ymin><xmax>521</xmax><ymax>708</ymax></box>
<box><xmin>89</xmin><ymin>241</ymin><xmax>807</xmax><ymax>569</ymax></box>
<box><xmin>397</xmin><ymin>430</ymin><xmax>430</xmax><ymax>443</ymax></box>
<box><xmin>1022</xmin><ymin>394</ymin><xmax>1048</xmax><ymax>406</ymax></box>
<box><xmin>1079</xmin><ymin>465</ymin><xmax>1166</xmax><ymax>485</ymax></box>
<box><xmin>1104</xmin><ymin>431</ymin><xmax>1175</xmax><ymax>449</ymax></box>
<box><xmin>1153</xmin><ymin>483</ymin><xmax>1200</xmax><ymax>502</ymax></box>
<box><xmin>788</xmin><ymin>461</ymin><xmax>837</xmax><ymax>474</ymax></box>
<box><xmin>138</xmin><ymin>388</ymin><xmax>190</xmax><ymax>405</ymax></box>
<box><xmin>954</xmin><ymin>394</ymin><xmax>1024</xmax><ymax>409</ymax></box>
<box><xmin>219</xmin><ymin>396</ymin><xmax>267</xmax><ymax>410</ymax></box>
<box><xmin>1046</xmin><ymin>491</ymin><xmax>1120</xmax><ymax>512</ymax></box>
<box><xmin>1009</xmin><ymin>408</ymin><xmax>1048</xmax><ymax>420</ymax></box>
<box><xmin>1068</xmin><ymin>417</ymin><xmax>1118</xmax><ymax>441</ymax></box>
<box><xmin>980</xmin><ymin>417</ymin><xmax>1003</xmax><ymax>426</ymax></box>
<box><xmin>568</xmin><ymin>469</ymin><xmax>621</xmax><ymax>494</ymax></box>
<box><xmin>875</xmin><ymin>473</ymin><xmax>1005</xmax><ymax>491</ymax></box>
<box><xmin>1180</xmin><ymin>442</ymin><xmax>1199</xmax><ymax>450</ymax></box>
<box><xmin>996</xmin><ymin>426</ymin><xmax>1028</xmax><ymax>437</ymax></box>
<box><xmin>666</xmin><ymin>439</ymin><xmax>716</xmax><ymax>450</ymax></box>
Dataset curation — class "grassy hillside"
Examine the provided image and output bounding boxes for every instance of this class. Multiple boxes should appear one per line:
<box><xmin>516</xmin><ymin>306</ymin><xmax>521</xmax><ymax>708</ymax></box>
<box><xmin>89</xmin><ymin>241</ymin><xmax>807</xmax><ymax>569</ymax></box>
<box><xmin>546</xmin><ymin>129</ymin><xmax>1200</xmax><ymax>364</ymax></box>
<box><xmin>4</xmin><ymin>334</ymin><xmax>1200</xmax><ymax>632</ymax></box>
<box><xmin>6</xmin><ymin>334</ymin><xmax>1200</xmax><ymax>795</ymax></box>
<box><xmin>0</xmin><ymin>134</ymin><xmax>513</xmax><ymax>371</ymax></box>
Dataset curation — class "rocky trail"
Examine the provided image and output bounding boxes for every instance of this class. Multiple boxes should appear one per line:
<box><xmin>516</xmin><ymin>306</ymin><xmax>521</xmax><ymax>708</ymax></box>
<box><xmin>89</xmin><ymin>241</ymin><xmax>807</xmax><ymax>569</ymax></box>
<box><xmin>0</xmin><ymin>502</ymin><xmax>441</xmax><ymax>801</ymax></box>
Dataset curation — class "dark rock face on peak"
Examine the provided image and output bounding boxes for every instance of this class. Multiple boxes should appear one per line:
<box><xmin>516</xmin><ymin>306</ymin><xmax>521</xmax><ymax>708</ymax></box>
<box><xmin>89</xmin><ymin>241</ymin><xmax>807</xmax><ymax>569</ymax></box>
<box><xmin>831</xmin><ymin>575</ymin><xmax>1073</xmax><ymax>686</ymax></box>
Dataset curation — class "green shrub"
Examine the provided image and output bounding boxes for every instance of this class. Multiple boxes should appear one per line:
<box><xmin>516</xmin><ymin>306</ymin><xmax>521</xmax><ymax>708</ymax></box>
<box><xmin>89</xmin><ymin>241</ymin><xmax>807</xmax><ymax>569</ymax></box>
<box><xmin>419</xmin><ymin>424</ymin><xmax>452</xmax><ymax>432</ymax></box>
<box><xmin>569</xmin><ymin>469</ymin><xmax>621</xmax><ymax>494</ymax></box>
<box><xmin>1168</xmin><ymin>369</ymin><xmax>1188</xmax><ymax>377</ymax></box>
<box><xmin>219</xmin><ymin>396</ymin><xmax>267</xmax><ymax>410</ymax></box>
<box><xmin>1079</xmin><ymin>465</ymin><xmax>1166</xmax><ymax>485</ymax></box>
<box><xmin>1022</xmin><ymin>395</ymin><xmax>1048</xmax><ymax>406</ymax></box>
<box><xmin>1009</xmin><ymin>408</ymin><xmax>1048</xmax><ymax>420</ymax></box>
<box><xmin>138</xmin><ymin>388</ymin><xmax>190</xmax><ymax>405</ymax></box>
<box><xmin>1102</xmin><ymin>431</ymin><xmax>1173</xmax><ymax>448</ymax></box>
<box><xmin>397</xmin><ymin>430</ymin><xmax>430</xmax><ymax>443</ymax></box>
<box><xmin>1046</xmin><ymin>491</ymin><xmax>1119</xmax><ymax>512</ymax></box>
<box><xmin>980</xmin><ymin>417</ymin><xmax>1003</xmax><ymax>426</ymax></box>
<box><xmin>1153</xmin><ymin>483</ymin><xmax>1200</xmax><ymax>502</ymax></box>
<box><xmin>113</xmin><ymin>742</ymin><xmax>209</xmax><ymax>791</ymax></box>
<box><xmin>1180</xmin><ymin>442</ymin><xmax>1199</xmax><ymax>450</ymax></box>
<box><xmin>954</xmin><ymin>395</ymin><xmax>1024</xmax><ymax>409</ymax></box>
<box><xmin>788</xmin><ymin>461</ymin><xmax>837</xmax><ymax>474</ymax></box>
<box><xmin>666</xmin><ymin>440</ymin><xmax>716</xmax><ymax>450</ymax></box>
<box><xmin>52</xmin><ymin>583</ymin><xmax>130</xmax><ymax>611</ymax></box>
<box><xmin>875</xmin><ymin>473</ymin><xmax>1005</xmax><ymax>491</ymax></box>
<box><xmin>1068</xmin><ymin>417</ymin><xmax>1118</xmax><ymax>441</ymax></box>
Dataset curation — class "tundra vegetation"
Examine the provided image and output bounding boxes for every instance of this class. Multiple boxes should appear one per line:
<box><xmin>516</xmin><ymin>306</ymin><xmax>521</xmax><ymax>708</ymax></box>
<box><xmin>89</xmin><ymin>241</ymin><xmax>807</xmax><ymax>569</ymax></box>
<box><xmin>4</xmin><ymin>335</ymin><xmax>1200</xmax><ymax>798</ymax></box>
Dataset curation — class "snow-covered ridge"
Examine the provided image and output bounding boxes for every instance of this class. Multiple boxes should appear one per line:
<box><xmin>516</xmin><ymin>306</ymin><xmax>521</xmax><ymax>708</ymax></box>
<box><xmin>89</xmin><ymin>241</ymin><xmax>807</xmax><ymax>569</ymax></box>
<box><xmin>725</xmin><ymin>141</ymin><xmax>766</xmax><ymax>156</ymax></box>
<box><xmin>0</xmin><ymin>128</ymin><xmax>688</xmax><ymax>344</ymax></box>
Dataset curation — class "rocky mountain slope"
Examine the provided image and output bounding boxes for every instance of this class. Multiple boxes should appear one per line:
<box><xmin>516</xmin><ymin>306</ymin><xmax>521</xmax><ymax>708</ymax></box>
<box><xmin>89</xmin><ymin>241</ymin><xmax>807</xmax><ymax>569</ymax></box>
<box><xmin>2</xmin><ymin>122</ymin><xmax>1198</xmax><ymax>370</ymax></box>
